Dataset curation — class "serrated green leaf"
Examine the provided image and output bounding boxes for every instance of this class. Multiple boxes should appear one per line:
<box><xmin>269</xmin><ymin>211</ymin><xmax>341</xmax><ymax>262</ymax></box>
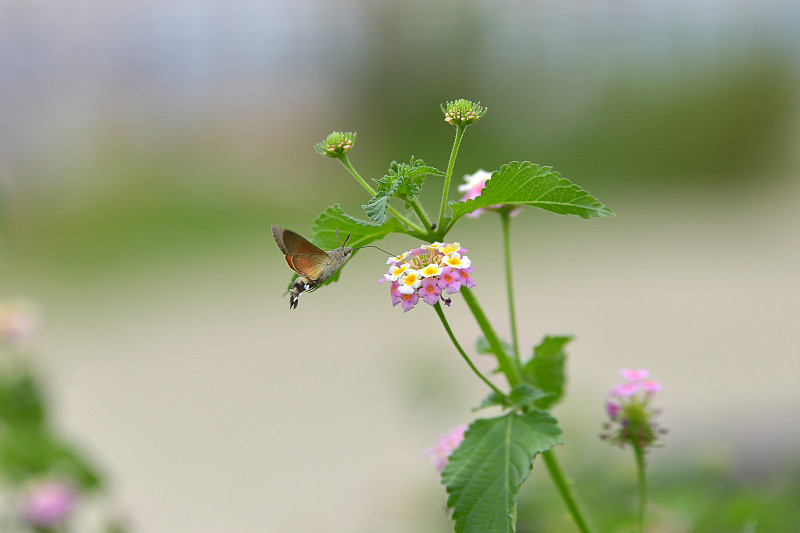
<box><xmin>279</xmin><ymin>204</ymin><xmax>407</xmax><ymax>288</ymax></box>
<box><xmin>309</xmin><ymin>204</ymin><xmax>407</xmax><ymax>249</ymax></box>
<box><xmin>409</xmin><ymin>164</ymin><xmax>445</xmax><ymax>177</ymax></box>
<box><xmin>508</xmin><ymin>384</ymin><xmax>550</xmax><ymax>406</ymax></box>
<box><xmin>474</xmin><ymin>390</ymin><xmax>506</xmax><ymax>411</ymax></box>
<box><xmin>442</xmin><ymin>411</ymin><xmax>562</xmax><ymax>533</ymax></box>
<box><xmin>364</xmin><ymin>173</ymin><xmax>404</xmax><ymax>223</ymax></box>
<box><xmin>522</xmin><ymin>336</ymin><xmax>573</xmax><ymax>409</ymax></box>
<box><xmin>373</xmin><ymin>158</ymin><xmax>444</xmax><ymax>200</ymax></box>
<box><xmin>450</xmin><ymin>161</ymin><xmax>615</xmax><ymax>223</ymax></box>
<box><xmin>475</xmin><ymin>384</ymin><xmax>550</xmax><ymax>413</ymax></box>
<box><xmin>362</xmin><ymin>194</ymin><xmax>391</xmax><ymax>224</ymax></box>
<box><xmin>363</xmin><ymin>158</ymin><xmax>444</xmax><ymax>224</ymax></box>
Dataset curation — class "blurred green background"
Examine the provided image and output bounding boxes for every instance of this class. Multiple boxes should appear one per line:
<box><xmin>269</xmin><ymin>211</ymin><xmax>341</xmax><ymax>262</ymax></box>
<box><xmin>2</xmin><ymin>1</ymin><xmax>799</xmax><ymax>531</ymax></box>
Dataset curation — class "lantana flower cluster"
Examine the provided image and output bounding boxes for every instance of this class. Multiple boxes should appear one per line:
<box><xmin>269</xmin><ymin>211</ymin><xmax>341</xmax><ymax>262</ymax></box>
<box><xmin>602</xmin><ymin>369</ymin><xmax>666</xmax><ymax>450</ymax></box>
<box><xmin>380</xmin><ymin>242</ymin><xmax>475</xmax><ymax>312</ymax></box>
<box><xmin>426</xmin><ymin>424</ymin><xmax>468</xmax><ymax>471</ymax></box>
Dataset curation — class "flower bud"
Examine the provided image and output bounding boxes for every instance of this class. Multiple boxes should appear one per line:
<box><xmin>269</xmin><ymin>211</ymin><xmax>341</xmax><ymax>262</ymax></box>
<box><xmin>314</xmin><ymin>131</ymin><xmax>356</xmax><ymax>158</ymax></box>
<box><xmin>440</xmin><ymin>99</ymin><xmax>487</xmax><ymax>127</ymax></box>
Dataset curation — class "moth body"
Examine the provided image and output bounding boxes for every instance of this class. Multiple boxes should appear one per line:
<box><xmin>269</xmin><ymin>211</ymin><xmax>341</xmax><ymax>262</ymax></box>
<box><xmin>272</xmin><ymin>225</ymin><xmax>353</xmax><ymax>309</ymax></box>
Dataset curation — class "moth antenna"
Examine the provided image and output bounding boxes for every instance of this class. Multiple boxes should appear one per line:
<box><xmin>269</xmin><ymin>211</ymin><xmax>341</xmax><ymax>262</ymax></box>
<box><xmin>336</xmin><ymin>229</ymin><xmax>341</xmax><ymax>247</ymax></box>
<box><xmin>353</xmin><ymin>244</ymin><xmax>397</xmax><ymax>256</ymax></box>
<box><xmin>342</xmin><ymin>233</ymin><xmax>351</xmax><ymax>247</ymax></box>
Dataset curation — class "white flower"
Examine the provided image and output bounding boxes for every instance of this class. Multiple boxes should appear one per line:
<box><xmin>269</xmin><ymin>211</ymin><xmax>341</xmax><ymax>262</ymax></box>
<box><xmin>386</xmin><ymin>252</ymin><xmax>409</xmax><ymax>264</ymax></box>
<box><xmin>384</xmin><ymin>262</ymin><xmax>411</xmax><ymax>282</ymax></box>
<box><xmin>442</xmin><ymin>252</ymin><xmax>471</xmax><ymax>270</ymax></box>
<box><xmin>419</xmin><ymin>263</ymin><xmax>444</xmax><ymax>277</ymax></box>
<box><xmin>397</xmin><ymin>269</ymin><xmax>423</xmax><ymax>294</ymax></box>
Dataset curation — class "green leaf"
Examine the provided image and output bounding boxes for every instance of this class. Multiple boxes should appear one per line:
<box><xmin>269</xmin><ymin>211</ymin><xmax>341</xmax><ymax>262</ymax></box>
<box><xmin>521</xmin><ymin>336</ymin><xmax>573</xmax><ymax>409</ymax></box>
<box><xmin>508</xmin><ymin>383</ymin><xmax>550</xmax><ymax>407</ymax></box>
<box><xmin>475</xmin><ymin>335</ymin><xmax>515</xmax><ymax>360</ymax></box>
<box><xmin>0</xmin><ymin>368</ymin><xmax>47</xmax><ymax>428</ymax></box>
<box><xmin>364</xmin><ymin>158</ymin><xmax>444</xmax><ymax>222</ymax></box>
<box><xmin>442</xmin><ymin>411</ymin><xmax>562</xmax><ymax>533</ymax></box>
<box><xmin>310</xmin><ymin>204</ymin><xmax>406</xmax><ymax>249</ymax></box>
<box><xmin>474</xmin><ymin>391</ymin><xmax>506</xmax><ymax>411</ymax></box>
<box><xmin>302</xmin><ymin>204</ymin><xmax>406</xmax><ymax>286</ymax></box>
<box><xmin>475</xmin><ymin>384</ymin><xmax>550</xmax><ymax>412</ymax></box>
<box><xmin>362</xmin><ymin>194</ymin><xmax>391</xmax><ymax>224</ymax></box>
<box><xmin>0</xmin><ymin>427</ymin><xmax>103</xmax><ymax>490</ymax></box>
<box><xmin>449</xmin><ymin>161</ymin><xmax>615</xmax><ymax>223</ymax></box>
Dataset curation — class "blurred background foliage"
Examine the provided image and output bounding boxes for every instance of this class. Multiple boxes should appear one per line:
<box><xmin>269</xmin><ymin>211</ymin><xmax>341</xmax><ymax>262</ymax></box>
<box><xmin>1</xmin><ymin>1</ymin><xmax>799</xmax><ymax>531</ymax></box>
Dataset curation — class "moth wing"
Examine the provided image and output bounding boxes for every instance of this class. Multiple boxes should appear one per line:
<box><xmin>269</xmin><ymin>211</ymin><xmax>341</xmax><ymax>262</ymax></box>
<box><xmin>280</xmin><ymin>228</ymin><xmax>327</xmax><ymax>256</ymax></box>
<box><xmin>272</xmin><ymin>225</ymin><xmax>331</xmax><ymax>280</ymax></box>
<box><xmin>272</xmin><ymin>225</ymin><xmax>290</xmax><ymax>255</ymax></box>
<box><xmin>289</xmin><ymin>253</ymin><xmax>330</xmax><ymax>280</ymax></box>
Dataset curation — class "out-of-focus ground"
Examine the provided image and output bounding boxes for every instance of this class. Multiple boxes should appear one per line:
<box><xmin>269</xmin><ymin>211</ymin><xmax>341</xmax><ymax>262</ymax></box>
<box><xmin>2</xmin><ymin>1</ymin><xmax>800</xmax><ymax>531</ymax></box>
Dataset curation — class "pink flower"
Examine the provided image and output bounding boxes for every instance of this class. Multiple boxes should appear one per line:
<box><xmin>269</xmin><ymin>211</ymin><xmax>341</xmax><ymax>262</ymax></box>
<box><xmin>389</xmin><ymin>281</ymin><xmax>402</xmax><ymax>306</ymax></box>
<box><xmin>640</xmin><ymin>379</ymin><xmax>662</xmax><ymax>394</ymax></box>
<box><xmin>614</xmin><ymin>382</ymin><xmax>640</xmax><ymax>397</ymax></box>
<box><xmin>457</xmin><ymin>170</ymin><xmax>491</xmax><ymax>202</ymax></box>
<box><xmin>0</xmin><ymin>299</ymin><xmax>40</xmax><ymax>344</ymax></box>
<box><xmin>418</xmin><ymin>277</ymin><xmax>442</xmax><ymax>306</ymax></box>
<box><xmin>426</xmin><ymin>424</ymin><xmax>468</xmax><ymax>471</ymax></box>
<box><xmin>620</xmin><ymin>369</ymin><xmax>649</xmax><ymax>381</ymax></box>
<box><xmin>458</xmin><ymin>265</ymin><xmax>476</xmax><ymax>289</ymax></box>
<box><xmin>18</xmin><ymin>481</ymin><xmax>75</xmax><ymax>528</ymax></box>
<box><xmin>602</xmin><ymin>369</ymin><xmax>666</xmax><ymax>450</ymax></box>
<box><xmin>437</xmin><ymin>266</ymin><xmax>461</xmax><ymax>294</ymax></box>
<box><xmin>399</xmin><ymin>292</ymin><xmax>419</xmax><ymax>312</ymax></box>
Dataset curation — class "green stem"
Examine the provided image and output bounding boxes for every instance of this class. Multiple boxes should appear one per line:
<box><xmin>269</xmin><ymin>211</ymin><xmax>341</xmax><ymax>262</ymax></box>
<box><xmin>433</xmin><ymin>302</ymin><xmax>506</xmax><ymax>400</ymax></box>
<box><xmin>542</xmin><ymin>449</ymin><xmax>596</xmax><ymax>533</ymax></box>
<box><xmin>338</xmin><ymin>154</ymin><xmax>424</xmax><ymax>234</ymax></box>
<box><xmin>408</xmin><ymin>197</ymin><xmax>434</xmax><ymax>234</ymax></box>
<box><xmin>460</xmin><ymin>287</ymin><xmax>521</xmax><ymax>387</ymax></box>
<box><xmin>437</xmin><ymin>124</ymin><xmax>466</xmax><ymax>231</ymax></box>
<box><xmin>500</xmin><ymin>210</ymin><xmax>521</xmax><ymax>367</ymax></box>
<box><xmin>634</xmin><ymin>443</ymin><xmax>648</xmax><ymax>532</ymax></box>
<box><xmin>338</xmin><ymin>153</ymin><xmax>377</xmax><ymax>195</ymax></box>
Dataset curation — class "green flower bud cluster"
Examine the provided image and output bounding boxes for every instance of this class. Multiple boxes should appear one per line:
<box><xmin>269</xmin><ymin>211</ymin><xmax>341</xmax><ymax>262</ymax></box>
<box><xmin>314</xmin><ymin>131</ymin><xmax>356</xmax><ymax>158</ymax></box>
<box><xmin>441</xmin><ymin>99</ymin><xmax>487</xmax><ymax>126</ymax></box>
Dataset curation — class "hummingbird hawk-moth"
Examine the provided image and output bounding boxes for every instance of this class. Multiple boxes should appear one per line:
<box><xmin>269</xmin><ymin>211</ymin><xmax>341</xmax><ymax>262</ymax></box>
<box><xmin>271</xmin><ymin>225</ymin><xmax>353</xmax><ymax>309</ymax></box>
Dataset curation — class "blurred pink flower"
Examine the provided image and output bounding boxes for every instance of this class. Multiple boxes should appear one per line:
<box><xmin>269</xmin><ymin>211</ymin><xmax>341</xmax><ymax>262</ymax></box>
<box><xmin>426</xmin><ymin>424</ymin><xmax>468</xmax><ymax>471</ymax></box>
<box><xmin>613</xmin><ymin>382</ymin><xmax>640</xmax><ymax>397</ymax></box>
<box><xmin>18</xmin><ymin>480</ymin><xmax>75</xmax><ymax>528</ymax></box>
<box><xmin>606</xmin><ymin>401</ymin><xmax>621</xmax><ymax>419</ymax></box>
<box><xmin>602</xmin><ymin>369</ymin><xmax>666</xmax><ymax>450</ymax></box>
<box><xmin>0</xmin><ymin>299</ymin><xmax>40</xmax><ymax>344</ymax></box>
<box><xmin>620</xmin><ymin>369</ymin><xmax>649</xmax><ymax>381</ymax></box>
<box><xmin>640</xmin><ymin>379</ymin><xmax>662</xmax><ymax>394</ymax></box>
